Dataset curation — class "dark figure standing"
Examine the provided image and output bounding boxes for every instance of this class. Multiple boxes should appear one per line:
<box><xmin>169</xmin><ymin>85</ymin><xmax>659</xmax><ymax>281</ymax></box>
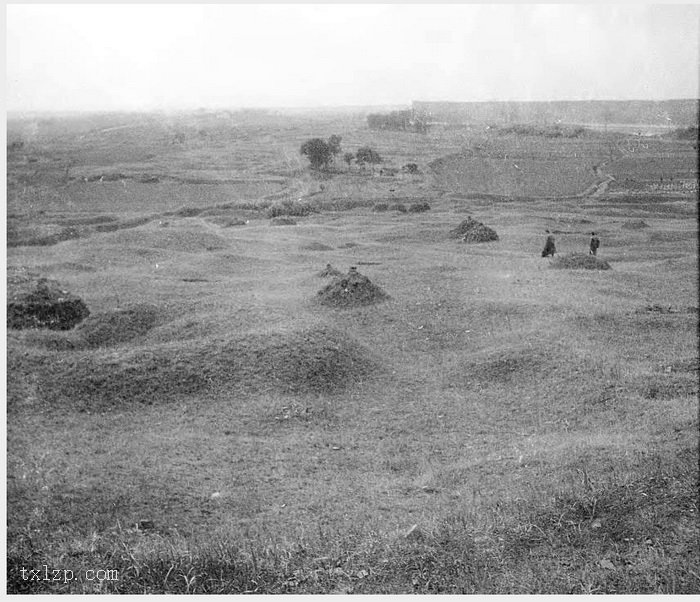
<box><xmin>542</xmin><ymin>230</ymin><xmax>556</xmax><ymax>257</ymax></box>
<box><xmin>589</xmin><ymin>232</ymin><xmax>600</xmax><ymax>256</ymax></box>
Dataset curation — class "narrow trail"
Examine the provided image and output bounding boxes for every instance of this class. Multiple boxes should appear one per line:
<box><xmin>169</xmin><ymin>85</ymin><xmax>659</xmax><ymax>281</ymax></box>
<box><xmin>589</xmin><ymin>161</ymin><xmax>616</xmax><ymax>198</ymax></box>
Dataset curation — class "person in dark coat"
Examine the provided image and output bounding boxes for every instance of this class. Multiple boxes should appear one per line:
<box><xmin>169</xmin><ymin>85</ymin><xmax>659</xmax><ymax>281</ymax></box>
<box><xmin>589</xmin><ymin>232</ymin><xmax>600</xmax><ymax>256</ymax></box>
<box><xmin>542</xmin><ymin>230</ymin><xmax>556</xmax><ymax>257</ymax></box>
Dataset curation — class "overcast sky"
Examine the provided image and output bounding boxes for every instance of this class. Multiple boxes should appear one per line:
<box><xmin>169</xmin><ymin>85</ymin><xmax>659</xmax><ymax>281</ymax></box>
<box><xmin>5</xmin><ymin>4</ymin><xmax>700</xmax><ymax>112</ymax></box>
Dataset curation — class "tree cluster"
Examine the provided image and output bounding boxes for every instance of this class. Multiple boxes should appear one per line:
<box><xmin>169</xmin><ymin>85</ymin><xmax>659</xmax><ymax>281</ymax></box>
<box><xmin>300</xmin><ymin>136</ymin><xmax>384</xmax><ymax>171</ymax></box>
<box><xmin>354</xmin><ymin>146</ymin><xmax>383</xmax><ymax>167</ymax></box>
<box><xmin>300</xmin><ymin>135</ymin><xmax>343</xmax><ymax>170</ymax></box>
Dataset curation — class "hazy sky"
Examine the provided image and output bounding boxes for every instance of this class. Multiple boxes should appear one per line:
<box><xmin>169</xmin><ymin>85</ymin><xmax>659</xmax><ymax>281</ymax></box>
<box><xmin>5</xmin><ymin>4</ymin><xmax>700</xmax><ymax>112</ymax></box>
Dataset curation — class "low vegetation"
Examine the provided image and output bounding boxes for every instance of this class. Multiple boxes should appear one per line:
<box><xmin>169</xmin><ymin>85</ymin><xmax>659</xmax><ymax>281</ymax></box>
<box><xmin>551</xmin><ymin>253</ymin><xmax>612</xmax><ymax>270</ymax></box>
<box><xmin>6</xmin><ymin>108</ymin><xmax>698</xmax><ymax>594</ymax></box>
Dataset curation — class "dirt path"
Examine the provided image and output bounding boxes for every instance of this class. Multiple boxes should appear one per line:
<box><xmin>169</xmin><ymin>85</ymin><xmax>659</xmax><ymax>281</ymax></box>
<box><xmin>589</xmin><ymin>162</ymin><xmax>616</xmax><ymax>197</ymax></box>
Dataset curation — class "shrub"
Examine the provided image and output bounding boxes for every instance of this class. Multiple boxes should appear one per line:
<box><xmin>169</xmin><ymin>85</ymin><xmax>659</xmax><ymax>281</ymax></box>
<box><xmin>551</xmin><ymin>253</ymin><xmax>611</xmax><ymax>270</ymax></box>
<box><xmin>266</xmin><ymin>200</ymin><xmax>317</xmax><ymax>218</ymax></box>
<box><xmin>355</xmin><ymin>147</ymin><xmax>383</xmax><ymax>167</ymax></box>
<box><xmin>389</xmin><ymin>203</ymin><xmax>407</xmax><ymax>213</ymax></box>
<box><xmin>175</xmin><ymin>206</ymin><xmax>204</xmax><ymax>217</ymax></box>
<box><xmin>408</xmin><ymin>202</ymin><xmax>431</xmax><ymax>213</ymax></box>
<box><xmin>271</xmin><ymin>217</ymin><xmax>297</xmax><ymax>226</ymax></box>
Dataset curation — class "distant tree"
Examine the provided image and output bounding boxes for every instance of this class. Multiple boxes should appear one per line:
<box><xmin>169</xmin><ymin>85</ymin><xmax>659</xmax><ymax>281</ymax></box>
<box><xmin>300</xmin><ymin>138</ymin><xmax>333</xmax><ymax>170</ymax></box>
<box><xmin>356</xmin><ymin>147</ymin><xmax>383</xmax><ymax>172</ymax></box>
<box><xmin>328</xmin><ymin>135</ymin><xmax>342</xmax><ymax>159</ymax></box>
<box><xmin>343</xmin><ymin>152</ymin><xmax>355</xmax><ymax>167</ymax></box>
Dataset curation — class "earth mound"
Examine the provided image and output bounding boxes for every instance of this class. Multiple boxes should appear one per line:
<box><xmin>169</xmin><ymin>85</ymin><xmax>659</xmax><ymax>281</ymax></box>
<box><xmin>318</xmin><ymin>263</ymin><xmax>344</xmax><ymax>278</ymax></box>
<box><xmin>551</xmin><ymin>253</ymin><xmax>611</xmax><ymax>270</ymax></box>
<box><xmin>38</xmin><ymin>326</ymin><xmax>378</xmax><ymax>409</ymax></box>
<box><xmin>450</xmin><ymin>217</ymin><xmax>499</xmax><ymax>242</ymax></box>
<box><xmin>447</xmin><ymin>346</ymin><xmax>553</xmax><ymax>388</ymax></box>
<box><xmin>7</xmin><ymin>276</ymin><xmax>89</xmax><ymax>330</ymax></box>
<box><xmin>74</xmin><ymin>304</ymin><xmax>160</xmax><ymax>348</ymax></box>
<box><xmin>7</xmin><ymin>222</ymin><xmax>88</xmax><ymax>247</ymax></box>
<box><xmin>317</xmin><ymin>268</ymin><xmax>389</xmax><ymax>307</ymax></box>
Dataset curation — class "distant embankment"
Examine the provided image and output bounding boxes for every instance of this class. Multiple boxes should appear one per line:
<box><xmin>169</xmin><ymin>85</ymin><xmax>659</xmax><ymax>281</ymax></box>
<box><xmin>412</xmin><ymin>99</ymin><xmax>699</xmax><ymax>127</ymax></box>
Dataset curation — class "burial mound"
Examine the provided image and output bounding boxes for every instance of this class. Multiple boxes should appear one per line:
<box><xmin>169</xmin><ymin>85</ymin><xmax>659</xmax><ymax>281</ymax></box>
<box><xmin>38</xmin><ymin>325</ymin><xmax>378</xmax><ymax>409</ymax></box>
<box><xmin>7</xmin><ymin>276</ymin><xmax>90</xmax><ymax>330</ymax></box>
<box><xmin>450</xmin><ymin>217</ymin><xmax>499</xmax><ymax>242</ymax></box>
<box><xmin>317</xmin><ymin>268</ymin><xmax>389</xmax><ymax>307</ymax></box>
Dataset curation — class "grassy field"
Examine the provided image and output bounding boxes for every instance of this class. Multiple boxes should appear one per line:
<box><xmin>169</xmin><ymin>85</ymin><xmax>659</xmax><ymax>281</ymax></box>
<box><xmin>6</xmin><ymin>110</ymin><xmax>699</xmax><ymax>593</ymax></box>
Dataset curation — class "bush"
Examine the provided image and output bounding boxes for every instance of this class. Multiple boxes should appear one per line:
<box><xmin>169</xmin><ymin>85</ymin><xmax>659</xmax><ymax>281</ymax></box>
<box><xmin>389</xmin><ymin>203</ymin><xmax>407</xmax><ymax>213</ymax></box>
<box><xmin>175</xmin><ymin>206</ymin><xmax>204</xmax><ymax>217</ymax></box>
<box><xmin>266</xmin><ymin>200</ymin><xmax>317</xmax><ymax>218</ymax></box>
<box><xmin>408</xmin><ymin>202</ymin><xmax>431</xmax><ymax>213</ymax></box>
<box><xmin>372</xmin><ymin>203</ymin><xmax>389</xmax><ymax>212</ymax></box>
<box><xmin>356</xmin><ymin>147</ymin><xmax>383</xmax><ymax>167</ymax></box>
<box><xmin>551</xmin><ymin>253</ymin><xmax>611</xmax><ymax>270</ymax></box>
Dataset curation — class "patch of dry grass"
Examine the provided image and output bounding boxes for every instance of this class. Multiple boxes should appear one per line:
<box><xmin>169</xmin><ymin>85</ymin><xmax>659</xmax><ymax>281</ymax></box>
<box><xmin>6</xmin><ymin>109</ymin><xmax>698</xmax><ymax>594</ymax></box>
<box><xmin>551</xmin><ymin>253</ymin><xmax>611</xmax><ymax>270</ymax></box>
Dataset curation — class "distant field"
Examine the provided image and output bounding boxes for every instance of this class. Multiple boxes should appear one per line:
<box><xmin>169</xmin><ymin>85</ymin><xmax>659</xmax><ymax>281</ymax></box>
<box><xmin>6</xmin><ymin>109</ymin><xmax>699</xmax><ymax>594</ymax></box>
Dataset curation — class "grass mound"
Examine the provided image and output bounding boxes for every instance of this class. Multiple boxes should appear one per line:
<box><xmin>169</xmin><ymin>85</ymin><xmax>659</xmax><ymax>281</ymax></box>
<box><xmin>551</xmin><ymin>253</ymin><xmax>611</xmax><ymax>270</ymax></box>
<box><xmin>317</xmin><ymin>268</ymin><xmax>389</xmax><ymax>308</ymax></box>
<box><xmin>173</xmin><ymin>206</ymin><xmax>204</xmax><ymax>217</ymax></box>
<box><xmin>620</xmin><ymin>219</ymin><xmax>649</xmax><ymax>230</ymax></box>
<box><xmin>448</xmin><ymin>346</ymin><xmax>552</xmax><ymax>388</ymax></box>
<box><xmin>450</xmin><ymin>217</ymin><xmax>499</xmax><ymax>242</ymax></box>
<box><xmin>73</xmin><ymin>304</ymin><xmax>160</xmax><ymax>348</ymax></box>
<box><xmin>7</xmin><ymin>276</ymin><xmax>89</xmax><ymax>330</ymax></box>
<box><xmin>37</xmin><ymin>326</ymin><xmax>377</xmax><ymax>408</ymax></box>
<box><xmin>7</xmin><ymin>223</ymin><xmax>88</xmax><ymax>247</ymax></box>
<box><xmin>318</xmin><ymin>263</ymin><xmax>344</xmax><ymax>278</ymax></box>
